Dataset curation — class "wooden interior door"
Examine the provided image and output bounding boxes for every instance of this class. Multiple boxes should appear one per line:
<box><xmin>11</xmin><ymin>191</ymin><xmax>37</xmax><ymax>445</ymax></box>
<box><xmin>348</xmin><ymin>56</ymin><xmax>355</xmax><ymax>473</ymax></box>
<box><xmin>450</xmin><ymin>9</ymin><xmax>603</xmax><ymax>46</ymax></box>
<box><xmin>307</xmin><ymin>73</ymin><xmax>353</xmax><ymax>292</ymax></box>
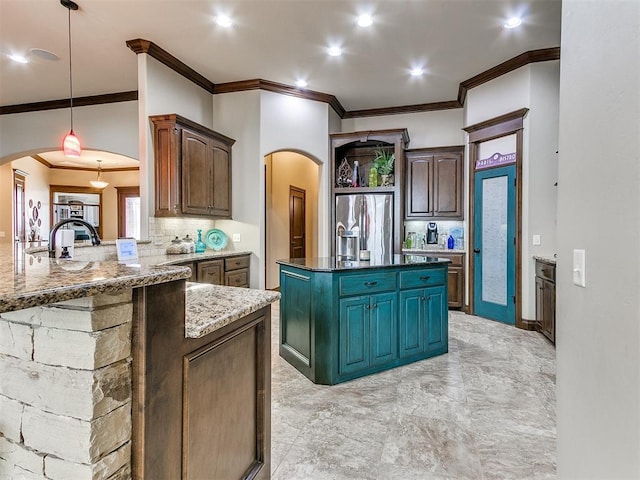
<box><xmin>13</xmin><ymin>171</ymin><xmax>26</xmax><ymax>242</ymax></box>
<box><xmin>117</xmin><ymin>186</ymin><xmax>140</xmax><ymax>239</ymax></box>
<box><xmin>289</xmin><ymin>186</ymin><xmax>306</xmax><ymax>258</ymax></box>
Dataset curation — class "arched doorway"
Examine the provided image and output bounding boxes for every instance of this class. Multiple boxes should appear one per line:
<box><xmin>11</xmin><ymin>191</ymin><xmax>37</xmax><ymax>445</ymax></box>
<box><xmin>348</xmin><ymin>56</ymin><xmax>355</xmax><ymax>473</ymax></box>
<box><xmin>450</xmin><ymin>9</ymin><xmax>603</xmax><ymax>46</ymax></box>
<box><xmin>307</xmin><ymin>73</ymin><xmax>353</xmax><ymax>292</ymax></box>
<box><xmin>0</xmin><ymin>149</ymin><xmax>139</xmax><ymax>244</ymax></box>
<box><xmin>264</xmin><ymin>151</ymin><xmax>320</xmax><ymax>290</ymax></box>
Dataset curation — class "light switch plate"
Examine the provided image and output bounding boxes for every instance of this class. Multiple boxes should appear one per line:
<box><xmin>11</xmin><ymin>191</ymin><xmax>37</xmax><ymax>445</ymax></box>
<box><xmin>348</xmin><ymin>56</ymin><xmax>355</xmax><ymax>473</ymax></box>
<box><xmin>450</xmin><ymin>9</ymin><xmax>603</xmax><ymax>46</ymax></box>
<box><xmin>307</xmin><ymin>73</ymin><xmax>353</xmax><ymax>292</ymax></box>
<box><xmin>232</xmin><ymin>233</ymin><xmax>241</xmax><ymax>243</ymax></box>
<box><xmin>532</xmin><ymin>234</ymin><xmax>541</xmax><ymax>246</ymax></box>
<box><xmin>573</xmin><ymin>249</ymin><xmax>586</xmax><ymax>287</ymax></box>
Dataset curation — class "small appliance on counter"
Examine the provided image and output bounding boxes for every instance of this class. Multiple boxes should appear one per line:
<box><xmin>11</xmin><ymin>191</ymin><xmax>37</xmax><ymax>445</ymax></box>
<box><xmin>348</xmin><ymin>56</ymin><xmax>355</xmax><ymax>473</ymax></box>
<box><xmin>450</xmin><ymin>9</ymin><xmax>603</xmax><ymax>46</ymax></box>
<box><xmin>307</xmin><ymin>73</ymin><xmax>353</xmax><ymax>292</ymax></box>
<box><xmin>426</xmin><ymin>222</ymin><xmax>438</xmax><ymax>244</ymax></box>
<box><xmin>54</xmin><ymin>229</ymin><xmax>75</xmax><ymax>259</ymax></box>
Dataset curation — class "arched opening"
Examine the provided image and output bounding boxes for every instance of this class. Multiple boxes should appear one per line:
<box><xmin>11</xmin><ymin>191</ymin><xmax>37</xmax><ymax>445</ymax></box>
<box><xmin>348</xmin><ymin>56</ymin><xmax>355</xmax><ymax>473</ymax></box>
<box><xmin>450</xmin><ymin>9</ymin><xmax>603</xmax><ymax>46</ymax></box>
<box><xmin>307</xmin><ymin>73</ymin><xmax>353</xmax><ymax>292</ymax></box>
<box><xmin>0</xmin><ymin>148</ymin><xmax>139</xmax><ymax>244</ymax></box>
<box><xmin>264</xmin><ymin>150</ymin><xmax>320</xmax><ymax>290</ymax></box>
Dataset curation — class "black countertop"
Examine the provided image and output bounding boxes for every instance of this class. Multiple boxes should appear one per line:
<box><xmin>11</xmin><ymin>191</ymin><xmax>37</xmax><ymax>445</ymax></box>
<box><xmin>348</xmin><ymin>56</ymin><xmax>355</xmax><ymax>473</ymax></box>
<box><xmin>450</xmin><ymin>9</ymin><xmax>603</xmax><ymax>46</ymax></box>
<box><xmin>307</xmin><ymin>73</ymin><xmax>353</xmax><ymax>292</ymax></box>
<box><xmin>277</xmin><ymin>255</ymin><xmax>451</xmax><ymax>272</ymax></box>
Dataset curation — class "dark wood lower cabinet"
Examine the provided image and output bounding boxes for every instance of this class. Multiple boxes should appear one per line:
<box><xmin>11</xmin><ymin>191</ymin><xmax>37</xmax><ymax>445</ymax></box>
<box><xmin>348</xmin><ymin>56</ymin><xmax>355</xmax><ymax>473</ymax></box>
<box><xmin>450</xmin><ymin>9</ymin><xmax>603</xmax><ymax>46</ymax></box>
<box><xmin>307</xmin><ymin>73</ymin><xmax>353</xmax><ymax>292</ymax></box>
<box><xmin>178</xmin><ymin>254</ymin><xmax>251</xmax><ymax>287</ymax></box>
<box><xmin>132</xmin><ymin>280</ymin><xmax>270</xmax><ymax>480</ymax></box>
<box><xmin>535</xmin><ymin>259</ymin><xmax>556</xmax><ymax>344</ymax></box>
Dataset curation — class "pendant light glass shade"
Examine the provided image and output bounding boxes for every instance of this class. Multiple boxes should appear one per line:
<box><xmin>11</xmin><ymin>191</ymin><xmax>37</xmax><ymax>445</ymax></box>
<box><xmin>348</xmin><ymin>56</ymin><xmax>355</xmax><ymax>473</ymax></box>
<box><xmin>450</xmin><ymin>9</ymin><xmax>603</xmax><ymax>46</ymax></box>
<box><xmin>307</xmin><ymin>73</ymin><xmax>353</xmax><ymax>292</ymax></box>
<box><xmin>61</xmin><ymin>0</ymin><xmax>81</xmax><ymax>158</ymax></box>
<box><xmin>90</xmin><ymin>160</ymin><xmax>109</xmax><ymax>189</ymax></box>
<box><xmin>63</xmin><ymin>130</ymin><xmax>81</xmax><ymax>157</ymax></box>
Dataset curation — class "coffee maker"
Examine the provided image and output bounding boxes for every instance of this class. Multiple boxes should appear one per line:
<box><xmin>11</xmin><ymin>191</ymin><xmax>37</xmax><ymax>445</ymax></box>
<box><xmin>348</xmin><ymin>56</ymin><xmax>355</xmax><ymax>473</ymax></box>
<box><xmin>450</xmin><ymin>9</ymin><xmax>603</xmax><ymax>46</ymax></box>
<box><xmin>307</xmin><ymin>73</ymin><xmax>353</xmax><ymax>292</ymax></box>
<box><xmin>426</xmin><ymin>222</ymin><xmax>438</xmax><ymax>244</ymax></box>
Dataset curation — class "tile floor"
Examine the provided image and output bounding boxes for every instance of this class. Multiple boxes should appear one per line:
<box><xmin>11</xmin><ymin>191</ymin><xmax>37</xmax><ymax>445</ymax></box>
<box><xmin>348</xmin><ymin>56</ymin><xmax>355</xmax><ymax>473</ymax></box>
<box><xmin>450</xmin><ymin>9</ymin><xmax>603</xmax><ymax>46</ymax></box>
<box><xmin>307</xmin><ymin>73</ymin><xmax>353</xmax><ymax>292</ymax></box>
<box><xmin>270</xmin><ymin>303</ymin><xmax>556</xmax><ymax>480</ymax></box>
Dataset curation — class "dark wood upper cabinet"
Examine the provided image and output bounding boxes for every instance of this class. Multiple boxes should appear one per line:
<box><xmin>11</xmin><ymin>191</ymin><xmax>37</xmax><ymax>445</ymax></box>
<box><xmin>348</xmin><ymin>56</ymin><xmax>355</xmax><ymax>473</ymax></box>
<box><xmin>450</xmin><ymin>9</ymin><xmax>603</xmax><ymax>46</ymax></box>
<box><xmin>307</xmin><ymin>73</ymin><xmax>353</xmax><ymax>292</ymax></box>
<box><xmin>405</xmin><ymin>146</ymin><xmax>464</xmax><ymax>220</ymax></box>
<box><xmin>150</xmin><ymin>114</ymin><xmax>235</xmax><ymax>218</ymax></box>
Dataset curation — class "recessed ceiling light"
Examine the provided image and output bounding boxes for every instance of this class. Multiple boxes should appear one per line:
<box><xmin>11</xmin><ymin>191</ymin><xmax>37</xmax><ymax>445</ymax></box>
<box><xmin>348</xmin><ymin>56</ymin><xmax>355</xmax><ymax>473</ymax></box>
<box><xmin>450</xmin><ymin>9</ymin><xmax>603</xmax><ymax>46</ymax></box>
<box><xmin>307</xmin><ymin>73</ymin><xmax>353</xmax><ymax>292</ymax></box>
<box><xmin>295</xmin><ymin>79</ymin><xmax>308</xmax><ymax>88</ymax></box>
<box><xmin>215</xmin><ymin>15</ymin><xmax>233</xmax><ymax>27</ymax></box>
<box><xmin>503</xmin><ymin>17</ymin><xmax>522</xmax><ymax>29</ymax></box>
<box><xmin>357</xmin><ymin>14</ymin><xmax>373</xmax><ymax>27</ymax></box>
<box><xmin>410</xmin><ymin>67</ymin><xmax>424</xmax><ymax>77</ymax></box>
<box><xmin>30</xmin><ymin>48</ymin><xmax>60</xmax><ymax>61</ymax></box>
<box><xmin>8</xmin><ymin>54</ymin><xmax>28</xmax><ymax>64</ymax></box>
<box><xmin>328</xmin><ymin>46</ymin><xmax>342</xmax><ymax>57</ymax></box>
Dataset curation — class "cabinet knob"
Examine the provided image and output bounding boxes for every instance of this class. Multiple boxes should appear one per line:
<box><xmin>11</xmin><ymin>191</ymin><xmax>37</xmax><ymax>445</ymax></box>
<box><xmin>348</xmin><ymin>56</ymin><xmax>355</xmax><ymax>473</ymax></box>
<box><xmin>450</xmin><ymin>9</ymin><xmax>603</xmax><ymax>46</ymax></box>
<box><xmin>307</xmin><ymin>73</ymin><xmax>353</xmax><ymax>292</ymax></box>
<box><xmin>473</xmin><ymin>248</ymin><xmax>481</xmax><ymax>254</ymax></box>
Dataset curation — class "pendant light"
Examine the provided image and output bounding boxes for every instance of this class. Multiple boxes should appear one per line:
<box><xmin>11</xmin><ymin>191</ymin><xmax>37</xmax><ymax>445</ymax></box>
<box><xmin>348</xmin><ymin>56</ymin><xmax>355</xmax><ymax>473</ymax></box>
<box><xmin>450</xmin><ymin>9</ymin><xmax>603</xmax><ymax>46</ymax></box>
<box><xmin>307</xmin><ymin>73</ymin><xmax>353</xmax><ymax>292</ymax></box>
<box><xmin>61</xmin><ymin>0</ymin><xmax>81</xmax><ymax>158</ymax></box>
<box><xmin>90</xmin><ymin>160</ymin><xmax>109</xmax><ymax>189</ymax></box>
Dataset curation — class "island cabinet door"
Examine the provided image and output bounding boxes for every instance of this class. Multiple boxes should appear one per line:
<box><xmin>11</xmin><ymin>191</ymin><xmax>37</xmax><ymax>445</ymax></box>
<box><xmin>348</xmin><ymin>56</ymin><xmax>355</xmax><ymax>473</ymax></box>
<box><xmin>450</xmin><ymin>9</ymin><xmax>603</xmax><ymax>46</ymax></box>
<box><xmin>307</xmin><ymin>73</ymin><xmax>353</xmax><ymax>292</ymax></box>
<box><xmin>399</xmin><ymin>289</ymin><xmax>426</xmax><ymax>358</ymax></box>
<box><xmin>370</xmin><ymin>292</ymin><xmax>398</xmax><ymax>366</ymax></box>
<box><xmin>339</xmin><ymin>296</ymin><xmax>371</xmax><ymax>375</ymax></box>
<box><xmin>425</xmin><ymin>286</ymin><xmax>448</xmax><ymax>354</ymax></box>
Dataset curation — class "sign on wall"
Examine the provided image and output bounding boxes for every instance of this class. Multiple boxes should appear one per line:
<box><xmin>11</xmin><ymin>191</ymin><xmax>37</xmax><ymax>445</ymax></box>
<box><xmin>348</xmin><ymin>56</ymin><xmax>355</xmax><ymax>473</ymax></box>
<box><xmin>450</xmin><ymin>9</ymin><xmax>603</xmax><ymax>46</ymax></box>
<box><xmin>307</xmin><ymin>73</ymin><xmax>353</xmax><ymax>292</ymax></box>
<box><xmin>475</xmin><ymin>152</ymin><xmax>516</xmax><ymax>171</ymax></box>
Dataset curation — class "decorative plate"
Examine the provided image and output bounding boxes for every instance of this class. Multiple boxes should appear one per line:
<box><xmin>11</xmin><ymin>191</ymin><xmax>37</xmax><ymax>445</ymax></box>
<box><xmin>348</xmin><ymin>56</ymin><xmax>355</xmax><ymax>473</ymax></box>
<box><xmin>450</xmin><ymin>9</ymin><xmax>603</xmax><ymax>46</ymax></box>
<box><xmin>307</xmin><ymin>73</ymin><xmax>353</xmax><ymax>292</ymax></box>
<box><xmin>204</xmin><ymin>228</ymin><xmax>227</xmax><ymax>251</ymax></box>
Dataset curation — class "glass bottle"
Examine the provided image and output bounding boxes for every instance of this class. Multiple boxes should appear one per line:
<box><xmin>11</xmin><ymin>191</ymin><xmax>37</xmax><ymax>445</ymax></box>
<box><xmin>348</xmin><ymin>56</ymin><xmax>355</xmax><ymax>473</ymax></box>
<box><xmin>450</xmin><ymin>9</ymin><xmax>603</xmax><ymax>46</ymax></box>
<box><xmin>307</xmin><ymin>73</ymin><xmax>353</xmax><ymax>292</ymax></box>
<box><xmin>368</xmin><ymin>166</ymin><xmax>378</xmax><ymax>187</ymax></box>
<box><xmin>195</xmin><ymin>229</ymin><xmax>206</xmax><ymax>253</ymax></box>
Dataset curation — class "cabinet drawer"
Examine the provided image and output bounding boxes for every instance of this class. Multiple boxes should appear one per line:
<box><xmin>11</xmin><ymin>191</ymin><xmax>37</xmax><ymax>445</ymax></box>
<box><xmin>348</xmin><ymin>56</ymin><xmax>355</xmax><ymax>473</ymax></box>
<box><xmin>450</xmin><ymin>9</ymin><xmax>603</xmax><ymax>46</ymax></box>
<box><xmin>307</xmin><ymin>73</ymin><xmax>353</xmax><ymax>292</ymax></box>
<box><xmin>225</xmin><ymin>268</ymin><xmax>249</xmax><ymax>288</ymax></box>
<box><xmin>535</xmin><ymin>260</ymin><xmax>556</xmax><ymax>282</ymax></box>
<box><xmin>339</xmin><ymin>272</ymin><xmax>396</xmax><ymax>297</ymax></box>
<box><xmin>225</xmin><ymin>255</ymin><xmax>250</xmax><ymax>271</ymax></box>
<box><xmin>399</xmin><ymin>268</ymin><xmax>446</xmax><ymax>289</ymax></box>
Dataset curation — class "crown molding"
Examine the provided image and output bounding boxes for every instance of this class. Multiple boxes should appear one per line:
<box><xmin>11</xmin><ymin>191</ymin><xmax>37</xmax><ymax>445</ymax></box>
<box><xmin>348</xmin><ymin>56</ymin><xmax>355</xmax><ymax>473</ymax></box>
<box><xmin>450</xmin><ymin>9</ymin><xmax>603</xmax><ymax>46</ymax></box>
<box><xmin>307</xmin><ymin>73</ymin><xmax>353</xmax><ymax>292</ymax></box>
<box><xmin>214</xmin><ymin>78</ymin><xmax>346</xmax><ymax>118</ymax></box>
<box><xmin>2</xmin><ymin>42</ymin><xmax>559</xmax><ymax>120</ymax></box>
<box><xmin>457</xmin><ymin>47</ymin><xmax>560</xmax><ymax>105</ymax></box>
<box><xmin>463</xmin><ymin>108</ymin><xmax>529</xmax><ymax>143</ymax></box>
<box><xmin>0</xmin><ymin>91</ymin><xmax>138</xmax><ymax>115</ymax></box>
<box><xmin>126</xmin><ymin>38</ymin><xmax>215</xmax><ymax>93</ymax></box>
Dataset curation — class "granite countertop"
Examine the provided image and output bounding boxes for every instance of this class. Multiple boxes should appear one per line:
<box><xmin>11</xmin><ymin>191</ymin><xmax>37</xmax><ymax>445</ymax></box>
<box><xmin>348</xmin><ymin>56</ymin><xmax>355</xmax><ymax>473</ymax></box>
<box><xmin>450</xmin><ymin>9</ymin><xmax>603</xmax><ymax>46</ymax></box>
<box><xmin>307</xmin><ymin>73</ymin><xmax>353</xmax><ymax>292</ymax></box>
<box><xmin>533</xmin><ymin>255</ymin><xmax>557</xmax><ymax>265</ymax></box>
<box><xmin>0</xmin><ymin>244</ymin><xmax>190</xmax><ymax>313</ymax></box>
<box><xmin>185</xmin><ymin>283</ymin><xmax>280</xmax><ymax>338</ymax></box>
<box><xmin>277</xmin><ymin>255</ymin><xmax>451</xmax><ymax>272</ymax></box>
<box><xmin>140</xmin><ymin>250</ymin><xmax>252</xmax><ymax>267</ymax></box>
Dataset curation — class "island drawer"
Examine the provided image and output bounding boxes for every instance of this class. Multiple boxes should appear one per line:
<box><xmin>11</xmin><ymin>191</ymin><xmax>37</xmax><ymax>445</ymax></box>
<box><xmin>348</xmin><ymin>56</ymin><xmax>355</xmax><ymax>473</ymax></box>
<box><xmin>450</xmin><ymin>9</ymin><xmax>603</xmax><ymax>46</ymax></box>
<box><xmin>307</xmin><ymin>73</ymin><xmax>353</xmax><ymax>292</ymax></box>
<box><xmin>399</xmin><ymin>268</ymin><xmax>446</xmax><ymax>290</ymax></box>
<box><xmin>225</xmin><ymin>255</ymin><xmax>250</xmax><ymax>271</ymax></box>
<box><xmin>339</xmin><ymin>272</ymin><xmax>397</xmax><ymax>297</ymax></box>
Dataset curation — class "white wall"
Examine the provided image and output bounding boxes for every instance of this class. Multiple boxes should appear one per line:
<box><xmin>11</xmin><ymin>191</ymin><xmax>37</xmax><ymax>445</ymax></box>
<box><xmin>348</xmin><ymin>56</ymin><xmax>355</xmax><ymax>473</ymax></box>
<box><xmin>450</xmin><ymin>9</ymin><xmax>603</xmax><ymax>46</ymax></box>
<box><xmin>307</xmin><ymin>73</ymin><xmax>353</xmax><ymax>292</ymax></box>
<box><xmin>556</xmin><ymin>1</ymin><xmax>640</xmax><ymax>477</ymax></box>
<box><xmin>465</xmin><ymin>61</ymin><xmax>560</xmax><ymax>319</ymax></box>
<box><xmin>0</xmin><ymin>101</ymin><xmax>138</xmax><ymax>163</ymax></box>
<box><xmin>342</xmin><ymin>109</ymin><xmax>465</xmax><ymax>148</ymax></box>
<box><xmin>212</xmin><ymin>90</ymin><xmax>262</xmax><ymax>287</ymax></box>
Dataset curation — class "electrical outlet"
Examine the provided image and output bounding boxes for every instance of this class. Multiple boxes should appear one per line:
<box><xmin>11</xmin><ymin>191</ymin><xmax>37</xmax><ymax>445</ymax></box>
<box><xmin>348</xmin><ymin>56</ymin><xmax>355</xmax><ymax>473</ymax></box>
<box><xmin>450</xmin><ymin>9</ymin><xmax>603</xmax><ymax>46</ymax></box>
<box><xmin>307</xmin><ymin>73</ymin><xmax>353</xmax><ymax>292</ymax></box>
<box><xmin>0</xmin><ymin>231</ymin><xmax>5</xmax><ymax>238</ymax></box>
<box><xmin>532</xmin><ymin>234</ymin><xmax>541</xmax><ymax>246</ymax></box>
<box><xmin>232</xmin><ymin>233</ymin><xmax>241</xmax><ymax>243</ymax></box>
<box><xmin>573</xmin><ymin>249</ymin><xmax>586</xmax><ymax>287</ymax></box>
<box><xmin>153</xmin><ymin>235</ymin><xmax>164</xmax><ymax>246</ymax></box>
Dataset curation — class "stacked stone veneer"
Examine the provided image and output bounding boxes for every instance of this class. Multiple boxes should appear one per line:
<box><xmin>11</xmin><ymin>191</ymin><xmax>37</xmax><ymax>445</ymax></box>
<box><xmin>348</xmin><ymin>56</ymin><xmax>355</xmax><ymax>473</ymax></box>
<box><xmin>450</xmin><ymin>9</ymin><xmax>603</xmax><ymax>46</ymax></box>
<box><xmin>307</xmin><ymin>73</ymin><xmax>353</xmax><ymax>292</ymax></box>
<box><xmin>0</xmin><ymin>291</ymin><xmax>134</xmax><ymax>479</ymax></box>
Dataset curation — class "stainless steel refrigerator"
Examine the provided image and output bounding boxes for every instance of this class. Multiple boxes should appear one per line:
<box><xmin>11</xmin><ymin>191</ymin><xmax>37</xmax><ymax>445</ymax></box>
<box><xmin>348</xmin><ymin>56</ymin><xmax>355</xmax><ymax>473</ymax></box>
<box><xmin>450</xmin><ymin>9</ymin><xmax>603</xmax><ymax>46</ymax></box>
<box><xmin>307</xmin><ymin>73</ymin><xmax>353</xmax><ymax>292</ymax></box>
<box><xmin>335</xmin><ymin>193</ymin><xmax>393</xmax><ymax>262</ymax></box>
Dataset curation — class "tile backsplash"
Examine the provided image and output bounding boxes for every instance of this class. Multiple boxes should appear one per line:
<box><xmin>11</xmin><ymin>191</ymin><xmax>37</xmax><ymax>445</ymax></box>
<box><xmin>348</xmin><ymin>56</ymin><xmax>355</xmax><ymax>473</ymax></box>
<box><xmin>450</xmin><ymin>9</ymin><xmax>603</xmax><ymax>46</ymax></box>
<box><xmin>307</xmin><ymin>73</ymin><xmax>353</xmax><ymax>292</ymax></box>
<box><xmin>404</xmin><ymin>220</ymin><xmax>466</xmax><ymax>250</ymax></box>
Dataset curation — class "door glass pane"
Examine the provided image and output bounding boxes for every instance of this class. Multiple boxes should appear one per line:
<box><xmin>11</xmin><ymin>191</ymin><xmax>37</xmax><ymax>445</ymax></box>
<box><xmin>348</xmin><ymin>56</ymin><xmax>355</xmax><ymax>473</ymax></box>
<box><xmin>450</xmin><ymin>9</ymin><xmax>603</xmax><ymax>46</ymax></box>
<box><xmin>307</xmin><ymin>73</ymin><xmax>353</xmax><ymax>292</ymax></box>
<box><xmin>481</xmin><ymin>176</ymin><xmax>508</xmax><ymax>305</ymax></box>
<box><xmin>125</xmin><ymin>197</ymin><xmax>141</xmax><ymax>240</ymax></box>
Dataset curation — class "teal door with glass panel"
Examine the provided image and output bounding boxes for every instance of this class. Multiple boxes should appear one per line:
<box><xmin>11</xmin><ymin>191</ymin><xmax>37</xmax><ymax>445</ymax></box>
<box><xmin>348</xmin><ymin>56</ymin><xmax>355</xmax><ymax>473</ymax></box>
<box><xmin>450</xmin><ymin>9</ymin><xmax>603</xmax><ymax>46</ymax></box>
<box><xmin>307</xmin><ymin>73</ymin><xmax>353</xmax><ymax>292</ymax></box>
<box><xmin>473</xmin><ymin>165</ymin><xmax>516</xmax><ymax>324</ymax></box>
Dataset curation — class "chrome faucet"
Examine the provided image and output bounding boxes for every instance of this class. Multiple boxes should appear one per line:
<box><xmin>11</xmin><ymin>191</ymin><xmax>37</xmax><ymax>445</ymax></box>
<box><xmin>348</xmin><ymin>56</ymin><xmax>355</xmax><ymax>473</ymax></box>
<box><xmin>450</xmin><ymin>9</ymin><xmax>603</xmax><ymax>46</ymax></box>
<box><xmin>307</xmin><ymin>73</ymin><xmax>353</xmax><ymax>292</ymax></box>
<box><xmin>49</xmin><ymin>219</ymin><xmax>101</xmax><ymax>258</ymax></box>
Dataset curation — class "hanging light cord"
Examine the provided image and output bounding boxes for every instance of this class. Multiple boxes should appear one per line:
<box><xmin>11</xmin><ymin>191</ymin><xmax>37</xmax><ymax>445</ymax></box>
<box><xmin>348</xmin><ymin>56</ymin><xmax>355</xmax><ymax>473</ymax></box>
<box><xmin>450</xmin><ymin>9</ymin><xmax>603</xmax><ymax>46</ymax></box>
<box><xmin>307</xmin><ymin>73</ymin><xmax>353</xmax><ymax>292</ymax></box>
<box><xmin>67</xmin><ymin>5</ymin><xmax>74</xmax><ymax>132</ymax></box>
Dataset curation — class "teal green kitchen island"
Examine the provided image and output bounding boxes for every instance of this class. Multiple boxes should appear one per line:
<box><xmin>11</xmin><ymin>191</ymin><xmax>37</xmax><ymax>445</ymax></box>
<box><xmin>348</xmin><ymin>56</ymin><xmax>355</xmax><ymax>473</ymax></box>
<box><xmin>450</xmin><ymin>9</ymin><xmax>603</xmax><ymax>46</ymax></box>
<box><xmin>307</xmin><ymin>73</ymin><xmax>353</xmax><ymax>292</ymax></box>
<box><xmin>277</xmin><ymin>255</ymin><xmax>451</xmax><ymax>385</ymax></box>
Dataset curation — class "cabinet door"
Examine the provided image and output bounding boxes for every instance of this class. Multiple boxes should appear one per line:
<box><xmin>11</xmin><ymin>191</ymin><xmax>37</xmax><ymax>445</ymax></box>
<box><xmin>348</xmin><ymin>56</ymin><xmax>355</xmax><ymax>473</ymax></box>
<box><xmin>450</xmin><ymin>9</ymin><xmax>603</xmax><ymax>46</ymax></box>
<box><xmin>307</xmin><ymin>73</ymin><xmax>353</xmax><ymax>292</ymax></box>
<box><xmin>339</xmin><ymin>296</ymin><xmax>371</xmax><ymax>375</ymax></box>
<box><xmin>197</xmin><ymin>259</ymin><xmax>224</xmax><ymax>285</ymax></box>
<box><xmin>152</xmin><ymin>120</ymin><xmax>180</xmax><ymax>217</ymax></box>
<box><xmin>210</xmin><ymin>140</ymin><xmax>231</xmax><ymax>217</ymax></box>
<box><xmin>542</xmin><ymin>279</ymin><xmax>555</xmax><ymax>343</ymax></box>
<box><xmin>182</xmin><ymin>128</ymin><xmax>213</xmax><ymax>215</ymax></box>
<box><xmin>425</xmin><ymin>286</ymin><xmax>447</xmax><ymax>353</ymax></box>
<box><xmin>406</xmin><ymin>153</ymin><xmax>434</xmax><ymax>218</ymax></box>
<box><xmin>447</xmin><ymin>267</ymin><xmax>464</xmax><ymax>308</ymax></box>
<box><xmin>370</xmin><ymin>293</ymin><xmax>397</xmax><ymax>366</ymax></box>
<box><xmin>399</xmin><ymin>289</ymin><xmax>426</xmax><ymax>357</ymax></box>
<box><xmin>433</xmin><ymin>153</ymin><xmax>463</xmax><ymax>218</ymax></box>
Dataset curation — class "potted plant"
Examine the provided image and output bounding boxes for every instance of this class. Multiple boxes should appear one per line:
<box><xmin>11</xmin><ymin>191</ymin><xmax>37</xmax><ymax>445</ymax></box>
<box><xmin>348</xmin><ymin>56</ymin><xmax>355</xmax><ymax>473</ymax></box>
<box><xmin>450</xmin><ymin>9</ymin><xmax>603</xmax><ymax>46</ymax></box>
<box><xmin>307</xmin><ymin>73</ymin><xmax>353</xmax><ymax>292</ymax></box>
<box><xmin>373</xmin><ymin>147</ymin><xmax>395</xmax><ymax>186</ymax></box>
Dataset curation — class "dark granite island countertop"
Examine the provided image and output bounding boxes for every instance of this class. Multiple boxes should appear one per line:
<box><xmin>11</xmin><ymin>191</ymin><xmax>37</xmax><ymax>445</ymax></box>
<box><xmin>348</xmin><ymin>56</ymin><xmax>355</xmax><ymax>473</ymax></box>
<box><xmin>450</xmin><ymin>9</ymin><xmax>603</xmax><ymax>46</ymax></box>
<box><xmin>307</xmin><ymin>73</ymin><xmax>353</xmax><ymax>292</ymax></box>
<box><xmin>277</xmin><ymin>254</ymin><xmax>451</xmax><ymax>272</ymax></box>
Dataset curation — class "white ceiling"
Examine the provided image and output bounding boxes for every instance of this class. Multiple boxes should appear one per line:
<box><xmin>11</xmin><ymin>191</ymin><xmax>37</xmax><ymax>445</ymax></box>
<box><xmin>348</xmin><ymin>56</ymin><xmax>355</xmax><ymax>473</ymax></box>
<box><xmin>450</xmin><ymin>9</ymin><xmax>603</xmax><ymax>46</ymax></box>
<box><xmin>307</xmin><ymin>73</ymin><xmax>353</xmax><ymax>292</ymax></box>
<box><xmin>0</xmin><ymin>0</ymin><xmax>562</xmax><ymax>112</ymax></box>
<box><xmin>37</xmin><ymin>150</ymin><xmax>139</xmax><ymax>169</ymax></box>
